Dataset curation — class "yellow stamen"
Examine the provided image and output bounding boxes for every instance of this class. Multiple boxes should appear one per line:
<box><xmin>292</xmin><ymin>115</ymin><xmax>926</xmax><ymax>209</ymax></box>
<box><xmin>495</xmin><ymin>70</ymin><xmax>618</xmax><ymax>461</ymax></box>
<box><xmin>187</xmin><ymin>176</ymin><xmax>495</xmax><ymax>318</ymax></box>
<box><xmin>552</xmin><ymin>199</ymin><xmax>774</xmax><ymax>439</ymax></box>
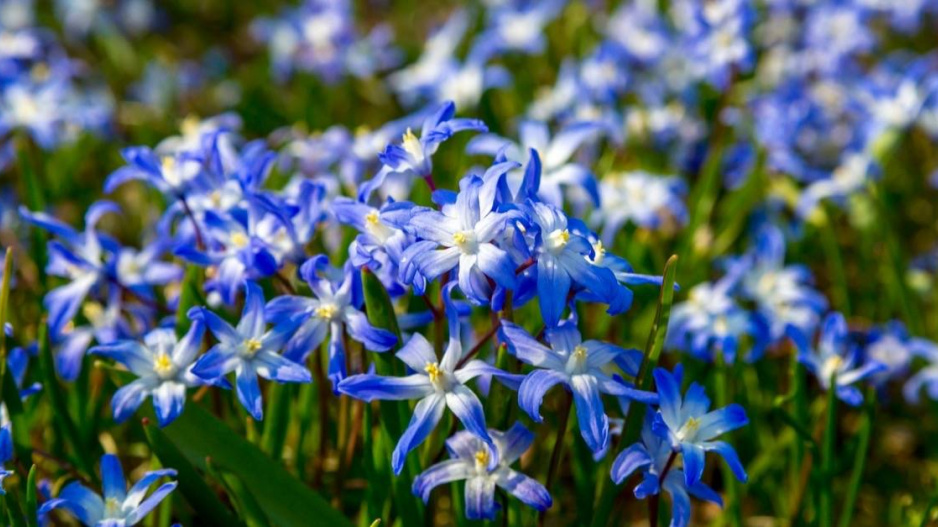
<box><xmin>425</xmin><ymin>362</ymin><xmax>442</xmax><ymax>384</ymax></box>
<box><xmin>105</xmin><ymin>497</ymin><xmax>121</xmax><ymax>516</ymax></box>
<box><xmin>161</xmin><ymin>156</ymin><xmax>176</xmax><ymax>175</ymax></box>
<box><xmin>230</xmin><ymin>232</ymin><xmax>249</xmax><ymax>249</ymax></box>
<box><xmin>315</xmin><ymin>304</ymin><xmax>338</xmax><ymax>320</ymax></box>
<box><xmin>153</xmin><ymin>353</ymin><xmax>173</xmax><ymax>375</ymax></box>
<box><xmin>244</xmin><ymin>339</ymin><xmax>262</xmax><ymax>356</ymax></box>
<box><xmin>547</xmin><ymin>229</ymin><xmax>570</xmax><ymax>251</ymax></box>
<box><xmin>402</xmin><ymin>128</ymin><xmax>423</xmax><ymax>159</ymax></box>
<box><xmin>365</xmin><ymin>211</ymin><xmax>380</xmax><ymax>225</ymax></box>
<box><xmin>181</xmin><ymin>114</ymin><xmax>200</xmax><ymax>136</ymax></box>
<box><xmin>474</xmin><ymin>449</ymin><xmax>490</xmax><ymax>470</ymax></box>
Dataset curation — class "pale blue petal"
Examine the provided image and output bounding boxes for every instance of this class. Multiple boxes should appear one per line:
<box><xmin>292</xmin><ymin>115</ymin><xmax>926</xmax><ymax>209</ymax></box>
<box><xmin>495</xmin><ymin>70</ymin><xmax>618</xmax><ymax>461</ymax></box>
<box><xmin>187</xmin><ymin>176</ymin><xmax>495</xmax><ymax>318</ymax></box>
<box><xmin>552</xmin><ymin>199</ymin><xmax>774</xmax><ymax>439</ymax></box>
<box><xmin>338</xmin><ymin>373</ymin><xmax>433</xmax><ymax>402</ymax></box>
<box><xmin>518</xmin><ymin>369</ymin><xmax>566</xmax><ymax>422</ymax></box>
<box><xmin>392</xmin><ymin>394</ymin><xmax>446</xmax><ymax>475</ymax></box>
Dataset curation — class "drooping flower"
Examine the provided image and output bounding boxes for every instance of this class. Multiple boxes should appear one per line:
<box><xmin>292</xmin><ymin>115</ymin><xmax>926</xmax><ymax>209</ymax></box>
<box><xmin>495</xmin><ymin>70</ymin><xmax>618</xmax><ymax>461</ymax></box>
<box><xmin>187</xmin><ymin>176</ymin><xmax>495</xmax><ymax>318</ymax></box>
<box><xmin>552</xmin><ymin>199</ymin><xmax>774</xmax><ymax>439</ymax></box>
<box><xmin>413</xmin><ymin>422</ymin><xmax>552</xmax><ymax>520</ymax></box>
<box><xmin>500</xmin><ymin>319</ymin><xmax>657</xmax><ymax>455</ymax></box>
<box><xmin>38</xmin><ymin>454</ymin><xmax>177</xmax><ymax>527</ymax></box>
<box><xmin>189</xmin><ymin>281</ymin><xmax>311</xmax><ymax>420</ymax></box>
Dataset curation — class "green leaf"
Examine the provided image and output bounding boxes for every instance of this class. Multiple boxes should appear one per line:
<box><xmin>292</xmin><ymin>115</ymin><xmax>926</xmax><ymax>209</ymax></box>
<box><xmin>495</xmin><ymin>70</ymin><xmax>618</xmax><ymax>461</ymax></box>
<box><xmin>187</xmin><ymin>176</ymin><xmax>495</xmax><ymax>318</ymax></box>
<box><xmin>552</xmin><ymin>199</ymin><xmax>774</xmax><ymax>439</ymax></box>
<box><xmin>204</xmin><ymin>459</ymin><xmax>270</xmax><ymax>527</ymax></box>
<box><xmin>260</xmin><ymin>382</ymin><xmax>292</xmax><ymax>460</ymax></box>
<box><xmin>15</xmin><ymin>134</ymin><xmax>47</xmax><ymax>288</ymax></box>
<box><xmin>175</xmin><ymin>265</ymin><xmax>204</xmax><ymax>338</ymax></box>
<box><xmin>0</xmin><ymin>250</ymin><xmax>29</xmax><ymax>463</ymax></box>
<box><xmin>160</xmin><ymin>403</ymin><xmax>351</xmax><ymax>527</ymax></box>
<box><xmin>590</xmin><ymin>255</ymin><xmax>678</xmax><ymax>527</ymax></box>
<box><xmin>26</xmin><ymin>465</ymin><xmax>38</xmax><ymax>527</ymax></box>
<box><xmin>143</xmin><ymin>420</ymin><xmax>242</xmax><ymax>527</ymax></box>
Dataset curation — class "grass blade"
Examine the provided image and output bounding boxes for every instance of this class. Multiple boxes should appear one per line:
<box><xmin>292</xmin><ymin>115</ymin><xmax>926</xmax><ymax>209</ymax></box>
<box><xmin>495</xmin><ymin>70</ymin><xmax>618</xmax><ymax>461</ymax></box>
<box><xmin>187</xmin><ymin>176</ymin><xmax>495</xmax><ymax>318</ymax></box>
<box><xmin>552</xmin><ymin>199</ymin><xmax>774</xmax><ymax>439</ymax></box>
<box><xmin>590</xmin><ymin>255</ymin><xmax>679</xmax><ymax>527</ymax></box>
<box><xmin>143</xmin><ymin>418</ymin><xmax>242</xmax><ymax>527</ymax></box>
<box><xmin>160</xmin><ymin>403</ymin><xmax>350</xmax><ymax>527</ymax></box>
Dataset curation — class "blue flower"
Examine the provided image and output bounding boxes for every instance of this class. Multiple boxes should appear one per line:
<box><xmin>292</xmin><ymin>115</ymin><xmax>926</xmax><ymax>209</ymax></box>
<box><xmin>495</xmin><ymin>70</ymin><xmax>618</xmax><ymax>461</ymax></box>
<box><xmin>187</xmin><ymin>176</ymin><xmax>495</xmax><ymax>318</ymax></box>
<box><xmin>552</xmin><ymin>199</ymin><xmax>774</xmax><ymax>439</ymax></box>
<box><xmin>332</xmin><ymin>197</ymin><xmax>422</xmax><ymax>295</ymax></box>
<box><xmin>90</xmin><ymin>321</ymin><xmax>219</xmax><ymax>427</ymax></box>
<box><xmin>529</xmin><ymin>202</ymin><xmax>630</xmax><ymax>326</ymax></box>
<box><xmin>865</xmin><ymin>321</ymin><xmax>938</xmax><ymax>387</ymax></box>
<box><xmin>358</xmin><ymin>101</ymin><xmax>487</xmax><ymax>201</ymax></box>
<box><xmin>481</xmin><ymin>0</ymin><xmax>563</xmax><ymax>56</ymax></box>
<box><xmin>795</xmin><ymin>153</ymin><xmax>877</xmax><ymax>219</ymax></box>
<box><xmin>500</xmin><ymin>320</ymin><xmax>657</xmax><ymax>455</ymax></box>
<box><xmin>38</xmin><ymin>454</ymin><xmax>176</xmax><ymax>527</ymax></box>
<box><xmin>413</xmin><ymin>422</ymin><xmax>552</xmax><ymax>520</ymax></box>
<box><xmin>266</xmin><ymin>256</ymin><xmax>398</xmax><ymax>389</ymax></box>
<box><xmin>611</xmin><ymin>411</ymin><xmax>725</xmax><ymax>527</ymax></box>
<box><xmin>685</xmin><ymin>0</ymin><xmax>755</xmax><ymax>89</ymax></box>
<box><xmin>338</xmin><ymin>284</ymin><xmax>513</xmax><ymax>474</ymax></box>
<box><xmin>189</xmin><ymin>281</ymin><xmax>311</xmax><ymax>420</ymax></box>
<box><xmin>650</xmin><ymin>367</ymin><xmax>749</xmax><ymax>488</ymax></box>
<box><xmin>405</xmin><ymin>175</ymin><xmax>522</xmax><ymax>305</ymax></box>
<box><xmin>901</xmin><ymin>329</ymin><xmax>938</xmax><ymax>403</ymax></box>
<box><xmin>0</xmin><ymin>424</ymin><xmax>13</xmax><ymax>494</ymax></box>
<box><xmin>788</xmin><ymin>312</ymin><xmax>887</xmax><ymax>407</ymax></box>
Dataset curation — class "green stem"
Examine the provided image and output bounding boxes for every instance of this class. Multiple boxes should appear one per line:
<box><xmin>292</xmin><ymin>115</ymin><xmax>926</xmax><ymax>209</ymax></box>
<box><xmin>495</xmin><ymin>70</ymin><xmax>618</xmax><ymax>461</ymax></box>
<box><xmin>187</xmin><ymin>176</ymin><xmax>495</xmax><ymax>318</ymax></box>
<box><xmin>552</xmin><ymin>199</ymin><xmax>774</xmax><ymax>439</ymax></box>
<box><xmin>838</xmin><ymin>389</ymin><xmax>874</xmax><ymax>527</ymax></box>
<box><xmin>819</xmin><ymin>208</ymin><xmax>851</xmax><ymax>315</ymax></box>
<box><xmin>715</xmin><ymin>354</ymin><xmax>741</xmax><ymax>527</ymax></box>
<box><xmin>260</xmin><ymin>382</ymin><xmax>292</xmax><ymax>460</ymax></box>
<box><xmin>820</xmin><ymin>375</ymin><xmax>838</xmax><ymax>527</ymax></box>
<box><xmin>537</xmin><ymin>392</ymin><xmax>573</xmax><ymax>527</ymax></box>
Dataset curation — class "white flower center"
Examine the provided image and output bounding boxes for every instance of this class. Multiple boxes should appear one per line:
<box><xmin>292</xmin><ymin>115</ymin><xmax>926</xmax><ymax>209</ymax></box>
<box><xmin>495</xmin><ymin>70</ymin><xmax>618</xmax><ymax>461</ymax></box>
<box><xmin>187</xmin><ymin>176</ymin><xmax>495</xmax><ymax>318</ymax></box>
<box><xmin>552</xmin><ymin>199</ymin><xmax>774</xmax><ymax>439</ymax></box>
<box><xmin>153</xmin><ymin>353</ymin><xmax>174</xmax><ymax>378</ymax></box>
<box><xmin>546</xmin><ymin>229</ymin><xmax>570</xmax><ymax>252</ymax></box>
<box><xmin>401</xmin><ymin>128</ymin><xmax>424</xmax><ymax>163</ymax></box>
<box><xmin>230</xmin><ymin>232</ymin><xmax>249</xmax><ymax>249</ymax></box>
<box><xmin>452</xmin><ymin>230</ymin><xmax>479</xmax><ymax>254</ymax></box>
<box><xmin>315</xmin><ymin>303</ymin><xmax>339</xmax><ymax>320</ymax></box>
<box><xmin>243</xmin><ymin>338</ymin><xmax>263</xmax><ymax>358</ymax></box>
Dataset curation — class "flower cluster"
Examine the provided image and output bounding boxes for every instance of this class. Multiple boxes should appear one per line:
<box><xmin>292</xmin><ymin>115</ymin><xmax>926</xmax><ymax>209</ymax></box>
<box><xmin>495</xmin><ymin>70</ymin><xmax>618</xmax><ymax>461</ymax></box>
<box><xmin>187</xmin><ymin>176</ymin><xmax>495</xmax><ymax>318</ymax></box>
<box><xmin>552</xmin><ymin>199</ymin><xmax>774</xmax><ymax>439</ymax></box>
<box><xmin>0</xmin><ymin>1</ymin><xmax>937</xmax><ymax>526</ymax></box>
